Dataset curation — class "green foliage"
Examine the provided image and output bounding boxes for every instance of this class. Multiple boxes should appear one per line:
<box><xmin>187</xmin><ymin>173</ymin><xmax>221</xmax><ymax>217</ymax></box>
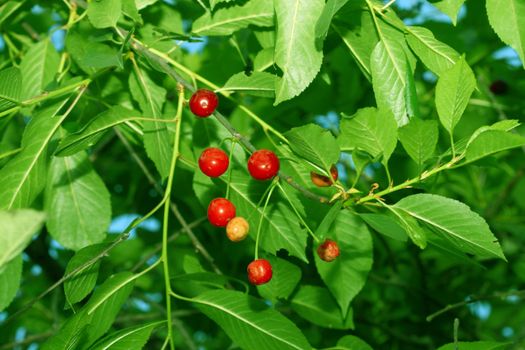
<box><xmin>1</xmin><ymin>1</ymin><xmax>525</xmax><ymax>349</ymax></box>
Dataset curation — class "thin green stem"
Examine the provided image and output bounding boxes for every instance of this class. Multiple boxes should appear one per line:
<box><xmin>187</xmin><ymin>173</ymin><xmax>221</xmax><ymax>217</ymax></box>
<box><xmin>225</xmin><ymin>141</ymin><xmax>237</xmax><ymax>200</ymax></box>
<box><xmin>354</xmin><ymin>156</ymin><xmax>464</xmax><ymax>205</ymax></box>
<box><xmin>0</xmin><ymin>148</ymin><xmax>22</xmax><ymax>161</ymax></box>
<box><xmin>254</xmin><ymin>181</ymin><xmax>278</xmax><ymax>260</ymax></box>
<box><xmin>161</xmin><ymin>86</ymin><xmax>185</xmax><ymax>350</ymax></box>
<box><xmin>450</xmin><ymin>133</ymin><xmax>456</xmax><ymax>159</ymax></box>
<box><xmin>277</xmin><ymin>182</ymin><xmax>320</xmax><ymax>243</ymax></box>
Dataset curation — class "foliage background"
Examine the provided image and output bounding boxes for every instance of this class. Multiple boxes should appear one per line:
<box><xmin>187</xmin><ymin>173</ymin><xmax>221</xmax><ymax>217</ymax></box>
<box><xmin>0</xmin><ymin>0</ymin><xmax>525</xmax><ymax>349</ymax></box>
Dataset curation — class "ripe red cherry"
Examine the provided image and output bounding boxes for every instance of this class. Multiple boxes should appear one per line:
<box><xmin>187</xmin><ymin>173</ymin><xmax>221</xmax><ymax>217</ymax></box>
<box><xmin>311</xmin><ymin>165</ymin><xmax>339</xmax><ymax>187</ymax></box>
<box><xmin>226</xmin><ymin>217</ymin><xmax>249</xmax><ymax>242</ymax></box>
<box><xmin>247</xmin><ymin>150</ymin><xmax>280</xmax><ymax>180</ymax></box>
<box><xmin>207</xmin><ymin>198</ymin><xmax>236</xmax><ymax>227</ymax></box>
<box><xmin>489</xmin><ymin>80</ymin><xmax>508</xmax><ymax>95</ymax></box>
<box><xmin>189</xmin><ymin>89</ymin><xmax>218</xmax><ymax>117</ymax></box>
<box><xmin>199</xmin><ymin>147</ymin><xmax>229</xmax><ymax>177</ymax></box>
<box><xmin>247</xmin><ymin>259</ymin><xmax>273</xmax><ymax>285</ymax></box>
<box><xmin>317</xmin><ymin>239</ymin><xmax>340</xmax><ymax>262</ymax></box>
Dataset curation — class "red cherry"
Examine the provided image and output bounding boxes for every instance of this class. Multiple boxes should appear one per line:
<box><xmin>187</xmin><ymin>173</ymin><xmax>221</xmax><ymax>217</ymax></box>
<box><xmin>207</xmin><ymin>198</ymin><xmax>236</xmax><ymax>227</ymax></box>
<box><xmin>311</xmin><ymin>165</ymin><xmax>339</xmax><ymax>187</ymax></box>
<box><xmin>189</xmin><ymin>89</ymin><xmax>218</xmax><ymax>117</ymax></box>
<box><xmin>199</xmin><ymin>147</ymin><xmax>229</xmax><ymax>177</ymax></box>
<box><xmin>489</xmin><ymin>80</ymin><xmax>508</xmax><ymax>95</ymax></box>
<box><xmin>247</xmin><ymin>150</ymin><xmax>280</xmax><ymax>180</ymax></box>
<box><xmin>247</xmin><ymin>259</ymin><xmax>273</xmax><ymax>285</ymax></box>
<box><xmin>317</xmin><ymin>239</ymin><xmax>340</xmax><ymax>262</ymax></box>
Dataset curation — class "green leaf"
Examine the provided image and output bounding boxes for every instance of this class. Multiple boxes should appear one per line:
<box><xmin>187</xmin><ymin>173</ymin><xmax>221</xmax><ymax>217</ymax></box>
<box><xmin>290</xmin><ymin>285</ymin><xmax>354</xmax><ymax>330</ymax></box>
<box><xmin>0</xmin><ymin>255</ymin><xmax>22</xmax><ymax>312</ymax></box>
<box><xmin>87</xmin><ymin>0</ymin><xmax>122</xmax><ymax>29</ymax></box>
<box><xmin>66</xmin><ymin>31</ymin><xmax>122</xmax><ymax>74</ymax></box>
<box><xmin>64</xmin><ymin>244</ymin><xmax>108</xmax><ymax>305</ymax></box>
<box><xmin>465</xmin><ymin>130</ymin><xmax>525</xmax><ymax>163</ymax></box>
<box><xmin>86</xmin><ymin>272</ymin><xmax>136</xmax><ymax>316</ymax></box>
<box><xmin>315</xmin><ymin>0</ymin><xmax>350</xmax><ymax>40</ymax></box>
<box><xmin>209</xmin><ymin>0</ymin><xmax>236</xmax><ymax>10</ymax></box>
<box><xmin>285</xmin><ymin>123</ymin><xmax>340</xmax><ymax>173</ymax></box>
<box><xmin>0</xmin><ymin>209</ymin><xmax>45</xmax><ymax>270</ymax></box>
<box><xmin>394</xmin><ymin>194</ymin><xmax>506</xmax><ymax>260</ymax></box>
<box><xmin>314</xmin><ymin>202</ymin><xmax>343</xmax><ymax>240</ymax></box>
<box><xmin>56</xmin><ymin>106</ymin><xmax>139</xmax><ymax>156</ymax></box>
<box><xmin>338</xmin><ymin>107</ymin><xmax>397</xmax><ymax>167</ymax></box>
<box><xmin>221</xmin><ymin>71</ymin><xmax>277</xmax><ymax>98</ymax></box>
<box><xmin>257</xmin><ymin>256</ymin><xmax>302</xmax><ymax>302</ymax></box>
<box><xmin>431</xmin><ymin>0</ymin><xmax>465</xmax><ymax>26</ymax></box>
<box><xmin>435</xmin><ymin>56</ymin><xmax>476</xmax><ymax>135</ymax></box>
<box><xmin>390</xmin><ymin>207</ymin><xmax>428</xmax><ymax>249</ymax></box>
<box><xmin>43</xmin><ymin>272</ymin><xmax>135</xmax><ymax>349</ymax></box>
<box><xmin>129</xmin><ymin>68</ymin><xmax>172</xmax><ymax>179</ymax></box>
<box><xmin>0</xmin><ymin>100</ymin><xmax>68</xmax><ymax>210</ymax></box>
<box><xmin>192</xmin><ymin>0</ymin><xmax>273</xmax><ymax>36</ymax></box>
<box><xmin>437</xmin><ymin>341</ymin><xmax>511</xmax><ymax>350</ymax></box>
<box><xmin>0</xmin><ymin>67</ymin><xmax>22</xmax><ymax>112</ymax></box>
<box><xmin>121</xmin><ymin>0</ymin><xmax>142</xmax><ymax>24</ymax></box>
<box><xmin>359</xmin><ymin>213</ymin><xmax>408</xmax><ymax>242</ymax></box>
<box><xmin>486</xmin><ymin>0</ymin><xmax>525</xmax><ymax>69</ymax></box>
<box><xmin>274</xmin><ymin>0</ymin><xmax>324</xmax><ymax>104</ymax></box>
<box><xmin>20</xmin><ymin>39</ymin><xmax>60</xmax><ymax>99</ymax></box>
<box><xmin>90</xmin><ymin>321</ymin><xmax>161</xmax><ymax>350</ymax></box>
<box><xmin>336</xmin><ymin>335</ymin><xmax>373</xmax><ymax>350</ymax></box>
<box><xmin>332</xmin><ymin>6</ymin><xmax>378</xmax><ymax>81</ymax></box>
<box><xmin>254</xmin><ymin>47</ymin><xmax>275</xmax><ymax>72</ymax></box>
<box><xmin>193</xmin><ymin>289</ymin><xmax>312</xmax><ymax>350</ymax></box>
<box><xmin>371</xmin><ymin>41</ymin><xmax>412</xmax><ymax>127</ymax></box>
<box><xmin>45</xmin><ymin>152</ymin><xmax>111</xmax><ymax>251</ymax></box>
<box><xmin>406</xmin><ymin>26</ymin><xmax>459</xmax><ymax>77</ymax></box>
<box><xmin>0</xmin><ymin>1</ymin><xmax>22</xmax><ymax>26</ymax></box>
<box><xmin>314</xmin><ymin>211</ymin><xmax>373</xmax><ymax>317</ymax></box>
<box><xmin>398</xmin><ymin>119</ymin><xmax>439</xmax><ymax>166</ymax></box>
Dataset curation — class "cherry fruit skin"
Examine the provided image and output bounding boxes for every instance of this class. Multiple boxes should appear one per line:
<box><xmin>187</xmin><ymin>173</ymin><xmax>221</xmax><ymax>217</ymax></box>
<box><xmin>489</xmin><ymin>80</ymin><xmax>508</xmax><ymax>96</ymax></box>
<box><xmin>317</xmin><ymin>239</ymin><xmax>340</xmax><ymax>262</ymax></box>
<box><xmin>226</xmin><ymin>217</ymin><xmax>249</xmax><ymax>242</ymax></box>
<box><xmin>311</xmin><ymin>165</ymin><xmax>339</xmax><ymax>187</ymax></box>
<box><xmin>199</xmin><ymin>147</ymin><xmax>229</xmax><ymax>177</ymax></box>
<box><xmin>247</xmin><ymin>150</ymin><xmax>280</xmax><ymax>180</ymax></box>
<box><xmin>247</xmin><ymin>259</ymin><xmax>273</xmax><ymax>285</ymax></box>
<box><xmin>207</xmin><ymin>198</ymin><xmax>236</xmax><ymax>227</ymax></box>
<box><xmin>189</xmin><ymin>89</ymin><xmax>218</xmax><ymax>117</ymax></box>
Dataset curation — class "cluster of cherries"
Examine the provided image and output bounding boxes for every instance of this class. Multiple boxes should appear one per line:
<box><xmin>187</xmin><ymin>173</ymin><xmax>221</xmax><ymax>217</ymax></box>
<box><xmin>189</xmin><ymin>89</ymin><xmax>340</xmax><ymax>286</ymax></box>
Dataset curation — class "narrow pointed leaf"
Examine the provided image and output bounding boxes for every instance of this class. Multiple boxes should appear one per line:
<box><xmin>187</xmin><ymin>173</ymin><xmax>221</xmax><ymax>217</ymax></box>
<box><xmin>0</xmin><ymin>67</ymin><xmax>22</xmax><ymax>112</ymax></box>
<box><xmin>406</xmin><ymin>26</ymin><xmax>459</xmax><ymax>76</ymax></box>
<box><xmin>435</xmin><ymin>57</ymin><xmax>476</xmax><ymax>135</ymax></box>
<box><xmin>129</xmin><ymin>68</ymin><xmax>171</xmax><ymax>179</ymax></box>
<box><xmin>394</xmin><ymin>194</ymin><xmax>506</xmax><ymax>260</ymax></box>
<box><xmin>465</xmin><ymin>130</ymin><xmax>525</xmax><ymax>163</ymax></box>
<box><xmin>193</xmin><ymin>289</ymin><xmax>312</xmax><ymax>350</ymax></box>
<box><xmin>193</xmin><ymin>0</ymin><xmax>273</xmax><ymax>36</ymax></box>
<box><xmin>0</xmin><ymin>100</ymin><xmax>68</xmax><ymax>210</ymax></box>
<box><xmin>222</xmin><ymin>71</ymin><xmax>277</xmax><ymax>97</ymax></box>
<box><xmin>0</xmin><ymin>209</ymin><xmax>45</xmax><ymax>270</ymax></box>
<box><xmin>90</xmin><ymin>322</ymin><xmax>162</xmax><ymax>350</ymax></box>
<box><xmin>431</xmin><ymin>0</ymin><xmax>465</xmax><ymax>26</ymax></box>
<box><xmin>274</xmin><ymin>0</ymin><xmax>324</xmax><ymax>104</ymax></box>
<box><xmin>486</xmin><ymin>0</ymin><xmax>525</xmax><ymax>69</ymax></box>
<box><xmin>0</xmin><ymin>255</ymin><xmax>22</xmax><ymax>311</ymax></box>
<box><xmin>20</xmin><ymin>39</ymin><xmax>60</xmax><ymax>99</ymax></box>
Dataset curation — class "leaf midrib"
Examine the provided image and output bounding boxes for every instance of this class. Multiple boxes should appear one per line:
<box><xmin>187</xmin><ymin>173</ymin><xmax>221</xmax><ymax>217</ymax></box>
<box><xmin>194</xmin><ymin>12</ymin><xmax>273</xmax><ymax>34</ymax></box>
<box><xmin>196</xmin><ymin>297</ymin><xmax>306</xmax><ymax>350</ymax></box>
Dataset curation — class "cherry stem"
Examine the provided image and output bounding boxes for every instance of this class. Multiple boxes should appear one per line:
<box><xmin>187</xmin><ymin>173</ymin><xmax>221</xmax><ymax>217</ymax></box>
<box><xmin>277</xmin><ymin>182</ymin><xmax>321</xmax><ymax>243</ymax></box>
<box><xmin>225</xmin><ymin>140</ymin><xmax>237</xmax><ymax>200</ymax></box>
<box><xmin>254</xmin><ymin>180</ymin><xmax>278</xmax><ymax>260</ymax></box>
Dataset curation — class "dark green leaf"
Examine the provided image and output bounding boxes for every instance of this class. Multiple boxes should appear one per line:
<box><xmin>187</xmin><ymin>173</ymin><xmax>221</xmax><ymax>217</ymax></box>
<box><xmin>290</xmin><ymin>285</ymin><xmax>354</xmax><ymax>329</ymax></box>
